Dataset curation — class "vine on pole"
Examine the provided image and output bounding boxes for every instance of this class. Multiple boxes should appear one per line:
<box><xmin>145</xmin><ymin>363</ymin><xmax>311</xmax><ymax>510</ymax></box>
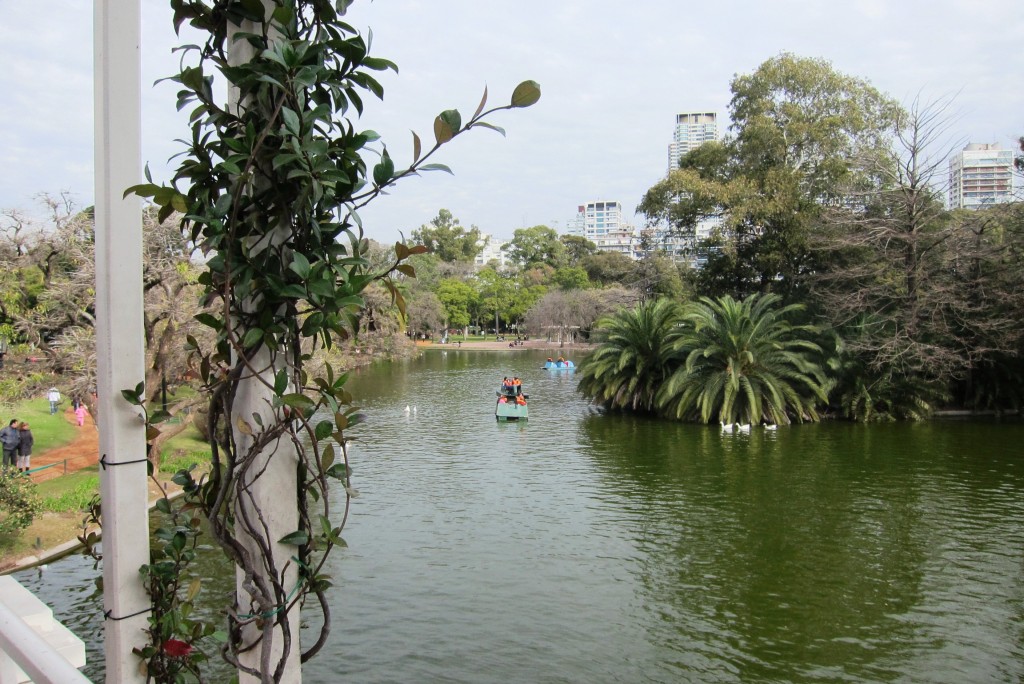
<box><xmin>120</xmin><ymin>0</ymin><xmax>539</xmax><ymax>680</ymax></box>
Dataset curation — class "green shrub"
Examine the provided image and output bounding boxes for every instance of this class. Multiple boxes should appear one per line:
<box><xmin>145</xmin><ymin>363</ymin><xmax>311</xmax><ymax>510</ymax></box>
<box><xmin>0</xmin><ymin>469</ymin><xmax>43</xmax><ymax>536</ymax></box>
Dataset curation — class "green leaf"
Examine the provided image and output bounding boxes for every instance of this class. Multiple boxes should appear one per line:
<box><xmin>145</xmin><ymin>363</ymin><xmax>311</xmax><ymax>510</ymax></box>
<box><xmin>281</xmin><ymin>107</ymin><xmax>301</xmax><ymax>136</ymax></box>
<box><xmin>122</xmin><ymin>183</ymin><xmax>161</xmax><ymax>200</ymax></box>
<box><xmin>511</xmin><ymin>80</ymin><xmax>541</xmax><ymax>108</ymax></box>
<box><xmin>326</xmin><ymin>462</ymin><xmax>349</xmax><ymax>479</ymax></box>
<box><xmin>278</xmin><ymin>530</ymin><xmax>309</xmax><ymax>546</ymax></box>
<box><xmin>120</xmin><ymin>389</ymin><xmax>142</xmax><ymax>406</ymax></box>
<box><xmin>290</xmin><ymin>252</ymin><xmax>311</xmax><ymax>279</ymax></box>
<box><xmin>193</xmin><ymin>312</ymin><xmax>223</xmax><ymax>330</ymax></box>
<box><xmin>439</xmin><ymin>109</ymin><xmax>462</xmax><ymax>134</ymax></box>
<box><xmin>241</xmin><ymin>327</ymin><xmax>264</xmax><ymax>349</ymax></box>
<box><xmin>472</xmin><ymin>121</ymin><xmax>506</xmax><ymax>137</ymax></box>
<box><xmin>373</xmin><ymin>151</ymin><xmax>394</xmax><ymax>186</ymax></box>
<box><xmin>274</xmin><ymin>368</ymin><xmax>288</xmax><ymax>396</ymax></box>
<box><xmin>419</xmin><ymin>163</ymin><xmax>454</xmax><ymax>175</ymax></box>
<box><xmin>315</xmin><ymin>420</ymin><xmax>333</xmax><ymax>440</ymax></box>
<box><xmin>281</xmin><ymin>393</ymin><xmax>315</xmax><ymax>413</ymax></box>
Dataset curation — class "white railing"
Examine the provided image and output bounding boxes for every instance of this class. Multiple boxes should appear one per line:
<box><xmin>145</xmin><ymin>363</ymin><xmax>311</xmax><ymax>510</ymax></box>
<box><xmin>0</xmin><ymin>576</ymin><xmax>88</xmax><ymax>683</ymax></box>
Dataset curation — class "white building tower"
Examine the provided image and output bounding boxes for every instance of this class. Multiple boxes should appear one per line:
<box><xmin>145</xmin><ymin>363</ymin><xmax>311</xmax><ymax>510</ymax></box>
<box><xmin>948</xmin><ymin>143</ymin><xmax>1014</xmax><ymax>210</ymax></box>
<box><xmin>667</xmin><ymin>112</ymin><xmax>718</xmax><ymax>173</ymax></box>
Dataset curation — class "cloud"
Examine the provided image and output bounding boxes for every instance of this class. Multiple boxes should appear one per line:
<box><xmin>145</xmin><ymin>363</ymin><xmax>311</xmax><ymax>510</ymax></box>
<box><xmin>1</xmin><ymin>0</ymin><xmax>1021</xmax><ymax>241</ymax></box>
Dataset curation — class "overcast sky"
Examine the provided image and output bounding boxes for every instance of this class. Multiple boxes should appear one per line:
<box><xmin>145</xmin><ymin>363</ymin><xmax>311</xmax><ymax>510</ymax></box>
<box><xmin>1</xmin><ymin>0</ymin><xmax>1021</xmax><ymax>243</ymax></box>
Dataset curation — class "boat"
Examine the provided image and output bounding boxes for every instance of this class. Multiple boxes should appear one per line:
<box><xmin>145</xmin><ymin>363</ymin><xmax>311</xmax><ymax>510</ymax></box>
<box><xmin>495</xmin><ymin>383</ymin><xmax>528</xmax><ymax>421</ymax></box>
<box><xmin>543</xmin><ymin>358</ymin><xmax>575</xmax><ymax>370</ymax></box>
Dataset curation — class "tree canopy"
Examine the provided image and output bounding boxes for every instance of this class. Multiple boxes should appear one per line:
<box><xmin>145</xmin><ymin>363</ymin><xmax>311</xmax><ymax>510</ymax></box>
<box><xmin>411</xmin><ymin>209</ymin><xmax>485</xmax><ymax>263</ymax></box>
<box><xmin>639</xmin><ymin>53</ymin><xmax>899</xmax><ymax>298</ymax></box>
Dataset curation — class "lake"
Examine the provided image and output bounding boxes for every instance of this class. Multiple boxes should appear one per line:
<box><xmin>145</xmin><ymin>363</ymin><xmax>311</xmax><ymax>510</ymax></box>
<box><xmin>17</xmin><ymin>349</ymin><xmax>1024</xmax><ymax>682</ymax></box>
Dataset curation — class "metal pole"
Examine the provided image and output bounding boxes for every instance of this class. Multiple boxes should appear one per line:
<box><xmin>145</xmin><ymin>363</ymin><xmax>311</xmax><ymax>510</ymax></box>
<box><xmin>95</xmin><ymin>1</ymin><xmax>150</xmax><ymax>682</ymax></box>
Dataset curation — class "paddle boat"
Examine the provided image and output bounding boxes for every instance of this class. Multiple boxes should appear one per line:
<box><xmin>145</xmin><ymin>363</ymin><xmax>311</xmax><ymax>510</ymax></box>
<box><xmin>543</xmin><ymin>357</ymin><xmax>575</xmax><ymax>370</ymax></box>
<box><xmin>496</xmin><ymin>378</ymin><xmax>528</xmax><ymax>421</ymax></box>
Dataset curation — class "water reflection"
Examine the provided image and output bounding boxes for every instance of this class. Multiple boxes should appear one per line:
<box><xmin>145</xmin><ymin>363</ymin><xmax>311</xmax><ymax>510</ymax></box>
<box><xmin>15</xmin><ymin>352</ymin><xmax>1024</xmax><ymax>683</ymax></box>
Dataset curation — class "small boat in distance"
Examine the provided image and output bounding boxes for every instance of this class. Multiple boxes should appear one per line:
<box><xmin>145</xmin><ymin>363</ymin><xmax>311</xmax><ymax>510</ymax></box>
<box><xmin>543</xmin><ymin>357</ymin><xmax>575</xmax><ymax>370</ymax></box>
<box><xmin>496</xmin><ymin>377</ymin><xmax>528</xmax><ymax>422</ymax></box>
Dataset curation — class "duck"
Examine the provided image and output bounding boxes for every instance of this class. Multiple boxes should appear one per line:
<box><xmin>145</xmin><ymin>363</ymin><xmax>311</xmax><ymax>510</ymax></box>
<box><xmin>735</xmin><ymin>423</ymin><xmax>751</xmax><ymax>434</ymax></box>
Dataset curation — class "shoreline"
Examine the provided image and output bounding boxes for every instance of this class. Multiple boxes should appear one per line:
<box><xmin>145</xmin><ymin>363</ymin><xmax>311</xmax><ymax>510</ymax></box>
<box><xmin>416</xmin><ymin>340</ymin><xmax>594</xmax><ymax>353</ymax></box>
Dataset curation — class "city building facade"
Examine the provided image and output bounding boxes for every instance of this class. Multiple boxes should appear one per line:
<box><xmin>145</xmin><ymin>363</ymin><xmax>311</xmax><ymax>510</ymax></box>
<box><xmin>475</xmin><ymin>234</ymin><xmax>511</xmax><ymax>269</ymax></box>
<box><xmin>667</xmin><ymin>112</ymin><xmax>718</xmax><ymax>173</ymax></box>
<box><xmin>567</xmin><ymin>201</ymin><xmax>643</xmax><ymax>258</ymax></box>
<box><xmin>948</xmin><ymin>143</ymin><xmax>1014</xmax><ymax>210</ymax></box>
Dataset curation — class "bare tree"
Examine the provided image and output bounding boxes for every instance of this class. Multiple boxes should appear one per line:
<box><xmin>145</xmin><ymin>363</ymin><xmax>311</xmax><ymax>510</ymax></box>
<box><xmin>0</xmin><ymin>197</ymin><xmax>211</xmax><ymax>456</ymax></box>
<box><xmin>524</xmin><ymin>286</ymin><xmax>639</xmax><ymax>346</ymax></box>
<box><xmin>811</xmin><ymin>97</ymin><xmax>1024</xmax><ymax>389</ymax></box>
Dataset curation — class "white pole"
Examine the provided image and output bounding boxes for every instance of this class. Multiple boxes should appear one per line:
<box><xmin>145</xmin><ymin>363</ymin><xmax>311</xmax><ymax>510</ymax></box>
<box><xmin>94</xmin><ymin>1</ymin><xmax>150</xmax><ymax>682</ymax></box>
<box><xmin>228</xmin><ymin>9</ymin><xmax>301</xmax><ymax>682</ymax></box>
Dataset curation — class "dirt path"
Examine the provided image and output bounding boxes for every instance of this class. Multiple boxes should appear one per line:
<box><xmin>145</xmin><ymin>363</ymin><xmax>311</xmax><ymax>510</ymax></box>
<box><xmin>29</xmin><ymin>410</ymin><xmax>99</xmax><ymax>483</ymax></box>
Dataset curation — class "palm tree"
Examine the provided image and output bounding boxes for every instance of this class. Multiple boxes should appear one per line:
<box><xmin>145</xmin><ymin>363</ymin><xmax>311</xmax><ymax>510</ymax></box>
<box><xmin>656</xmin><ymin>293</ymin><xmax>831</xmax><ymax>425</ymax></box>
<box><xmin>576</xmin><ymin>298</ymin><xmax>684</xmax><ymax>413</ymax></box>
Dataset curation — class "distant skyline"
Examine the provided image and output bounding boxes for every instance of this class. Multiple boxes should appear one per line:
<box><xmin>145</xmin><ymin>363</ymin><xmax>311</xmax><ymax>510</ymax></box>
<box><xmin>1</xmin><ymin>1</ymin><xmax>1021</xmax><ymax>243</ymax></box>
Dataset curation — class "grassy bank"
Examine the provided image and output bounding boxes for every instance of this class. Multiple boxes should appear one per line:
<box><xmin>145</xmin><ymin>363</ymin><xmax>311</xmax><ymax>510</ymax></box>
<box><xmin>0</xmin><ymin>399</ymin><xmax>78</xmax><ymax>452</ymax></box>
<box><xmin>0</xmin><ymin>423</ymin><xmax>212</xmax><ymax>571</ymax></box>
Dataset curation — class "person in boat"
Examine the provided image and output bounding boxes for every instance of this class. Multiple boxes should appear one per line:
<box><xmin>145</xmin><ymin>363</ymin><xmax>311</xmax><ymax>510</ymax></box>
<box><xmin>513</xmin><ymin>377</ymin><xmax>523</xmax><ymax>395</ymax></box>
<box><xmin>515</xmin><ymin>394</ymin><xmax>526</xmax><ymax>406</ymax></box>
<box><xmin>557</xmin><ymin>356</ymin><xmax>565</xmax><ymax>364</ymax></box>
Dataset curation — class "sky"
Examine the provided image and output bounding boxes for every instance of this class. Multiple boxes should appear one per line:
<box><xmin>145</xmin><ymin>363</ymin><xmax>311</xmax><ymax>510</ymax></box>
<box><xmin>1</xmin><ymin>0</ymin><xmax>1022</xmax><ymax>244</ymax></box>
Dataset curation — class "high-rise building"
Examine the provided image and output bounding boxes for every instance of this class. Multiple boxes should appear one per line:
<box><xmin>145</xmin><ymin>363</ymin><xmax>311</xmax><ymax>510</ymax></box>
<box><xmin>567</xmin><ymin>201</ymin><xmax>641</xmax><ymax>258</ymax></box>
<box><xmin>948</xmin><ymin>143</ymin><xmax>1014</xmax><ymax>210</ymax></box>
<box><xmin>474</xmin><ymin>233</ymin><xmax>510</xmax><ymax>269</ymax></box>
<box><xmin>667</xmin><ymin>112</ymin><xmax>718</xmax><ymax>173</ymax></box>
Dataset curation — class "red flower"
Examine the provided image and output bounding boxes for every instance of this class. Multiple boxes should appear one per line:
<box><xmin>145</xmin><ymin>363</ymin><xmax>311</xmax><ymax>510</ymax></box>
<box><xmin>162</xmin><ymin>639</ymin><xmax>193</xmax><ymax>658</ymax></box>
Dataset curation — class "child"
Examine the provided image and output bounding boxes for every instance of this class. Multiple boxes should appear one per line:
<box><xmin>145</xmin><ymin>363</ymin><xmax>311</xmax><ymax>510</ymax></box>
<box><xmin>75</xmin><ymin>404</ymin><xmax>87</xmax><ymax>427</ymax></box>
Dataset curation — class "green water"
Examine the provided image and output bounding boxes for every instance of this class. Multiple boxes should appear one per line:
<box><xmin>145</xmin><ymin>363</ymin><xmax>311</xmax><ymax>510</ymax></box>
<box><xmin>18</xmin><ymin>350</ymin><xmax>1024</xmax><ymax>682</ymax></box>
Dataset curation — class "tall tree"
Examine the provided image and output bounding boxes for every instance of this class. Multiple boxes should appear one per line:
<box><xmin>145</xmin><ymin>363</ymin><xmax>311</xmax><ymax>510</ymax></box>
<box><xmin>559</xmin><ymin>234</ymin><xmax>598</xmax><ymax>264</ymax></box>
<box><xmin>436</xmin><ymin>278</ymin><xmax>478</xmax><ymax>334</ymax></box>
<box><xmin>507</xmin><ymin>224</ymin><xmax>563</xmax><ymax>267</ymax></box>
<box><xmin>639</xmin><ymin>53</ymin><xmax>899</xmax><ymax>298</ymax></box>
<box><xmin>411</xmin><ymin>209</ymin><xmax>485</xmax><ymax>262</ymax></box>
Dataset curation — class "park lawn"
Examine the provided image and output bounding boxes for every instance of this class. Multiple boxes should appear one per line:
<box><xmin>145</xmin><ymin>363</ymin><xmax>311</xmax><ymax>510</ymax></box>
<box><xmin>0</xmin><ymin>423</ymin><xmax>212</xmax><ymax>570</ymax></box>
<box><xmin>0</xmin><ymin>399</ymin><xmax>78</xmax><ymax>452</ymax></box>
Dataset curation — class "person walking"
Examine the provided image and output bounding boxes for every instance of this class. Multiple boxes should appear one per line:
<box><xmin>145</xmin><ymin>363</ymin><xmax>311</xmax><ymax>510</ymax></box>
<box><xmin>74</xmin><ymin>404</ymin><xmax>87</xmax><ymax>427</ymax></box>
<box><xmin>16</xmin><ymin>422</ymin><xmax>33</xmax><ymax>474</ymax></box>
<box><xmin>0</xmin><ymin>419</ymin><xmax>20</xmax><ymax>469</ymax></box>
<box><xmin>47</xmin><ymin>387</ymin><xmax>61</xmax><ymax>415</ymax></box>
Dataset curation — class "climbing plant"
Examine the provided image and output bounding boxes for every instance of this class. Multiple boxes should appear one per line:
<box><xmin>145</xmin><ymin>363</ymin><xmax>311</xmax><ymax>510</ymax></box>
<box><xmin>125</xmin><ymin>0</ymin><xmax>539</xmax><ymax>680</ymax></box>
